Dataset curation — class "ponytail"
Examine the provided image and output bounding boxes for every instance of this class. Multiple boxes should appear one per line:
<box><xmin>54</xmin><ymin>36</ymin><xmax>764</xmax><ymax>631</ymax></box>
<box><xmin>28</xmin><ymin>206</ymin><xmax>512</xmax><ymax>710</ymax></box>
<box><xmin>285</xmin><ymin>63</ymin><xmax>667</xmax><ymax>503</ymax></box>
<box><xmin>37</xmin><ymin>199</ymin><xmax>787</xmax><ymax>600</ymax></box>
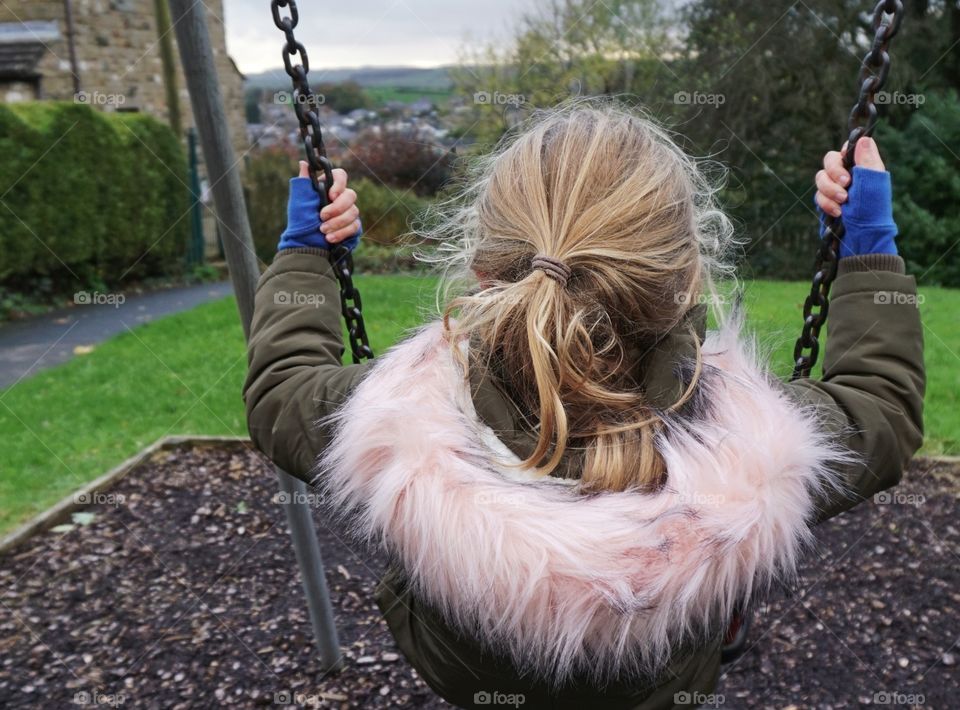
<box><xmin>433</xmin><ymin>101</ymin><xmax>733</xmax><ymax>492</ymax></box>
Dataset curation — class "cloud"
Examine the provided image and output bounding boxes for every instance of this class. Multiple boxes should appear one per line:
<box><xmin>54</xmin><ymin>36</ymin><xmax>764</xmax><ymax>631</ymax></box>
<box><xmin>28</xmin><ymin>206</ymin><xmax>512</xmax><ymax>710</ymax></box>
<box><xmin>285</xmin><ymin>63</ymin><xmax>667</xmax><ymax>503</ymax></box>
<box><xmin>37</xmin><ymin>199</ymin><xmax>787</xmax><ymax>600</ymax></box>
<box><xmin>222</xmin><ymin>0</ymin><xmax>534</xmax><ymax>73</ymax></box>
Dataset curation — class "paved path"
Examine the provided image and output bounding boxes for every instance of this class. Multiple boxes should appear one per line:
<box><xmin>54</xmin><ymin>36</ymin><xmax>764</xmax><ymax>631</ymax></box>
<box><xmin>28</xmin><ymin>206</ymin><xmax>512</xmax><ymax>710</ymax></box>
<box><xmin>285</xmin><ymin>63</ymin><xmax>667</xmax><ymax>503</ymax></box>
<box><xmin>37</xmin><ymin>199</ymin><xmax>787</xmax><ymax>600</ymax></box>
<box><xmin>0</xmin><ymin>282</ymin><xmax>233</xmax><ymax>390</ymax></box>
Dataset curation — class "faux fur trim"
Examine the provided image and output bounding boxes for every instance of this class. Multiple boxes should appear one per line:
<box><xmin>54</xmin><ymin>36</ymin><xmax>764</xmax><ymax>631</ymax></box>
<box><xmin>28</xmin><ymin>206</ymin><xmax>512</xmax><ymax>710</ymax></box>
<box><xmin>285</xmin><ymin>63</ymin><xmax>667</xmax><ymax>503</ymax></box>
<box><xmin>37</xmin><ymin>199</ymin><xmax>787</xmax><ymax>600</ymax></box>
<box><xmin>316</xmin><ymin>321</ymin><xmax>851</xmax><ymax>684</ymax></box>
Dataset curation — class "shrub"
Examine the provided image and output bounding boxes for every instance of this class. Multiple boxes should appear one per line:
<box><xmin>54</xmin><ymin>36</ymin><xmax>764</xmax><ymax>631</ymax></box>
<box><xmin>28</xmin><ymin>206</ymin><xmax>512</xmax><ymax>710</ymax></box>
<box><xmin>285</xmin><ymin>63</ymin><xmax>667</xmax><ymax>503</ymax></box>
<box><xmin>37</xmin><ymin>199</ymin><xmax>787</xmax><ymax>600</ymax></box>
<box><xmin>244</xmin><ymin>147</ymin><xmax>299</xmax><ymax>262</ymax></box>
<box><xmin>351</xmin><ymin>177</ymin><xmax>430</xmax><ymax>245</ymax></box>
<box><xmin>0</xmin><ymin>102</ymin><xmax>189</xmax><ymax>288</ymax></box>
<box><xmin>0</xmin><ymin>105</ymin><xmax>42</xmax><ymax>279</ymax></box>
<box><xmin>110</xmin><ymin>112</ymin><xmax>190</xmax><ymax>278</ymax></box>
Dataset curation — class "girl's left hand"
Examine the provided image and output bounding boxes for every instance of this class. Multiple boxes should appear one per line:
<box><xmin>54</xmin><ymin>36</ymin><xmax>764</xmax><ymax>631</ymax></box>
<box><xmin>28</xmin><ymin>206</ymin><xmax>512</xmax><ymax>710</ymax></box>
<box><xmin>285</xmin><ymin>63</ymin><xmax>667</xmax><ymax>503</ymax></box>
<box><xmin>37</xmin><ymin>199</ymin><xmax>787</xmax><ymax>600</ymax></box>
<box><xmin>277</xmin><ymin>161</ymin><xmax>362</xmax><ymax>252</ymax></box>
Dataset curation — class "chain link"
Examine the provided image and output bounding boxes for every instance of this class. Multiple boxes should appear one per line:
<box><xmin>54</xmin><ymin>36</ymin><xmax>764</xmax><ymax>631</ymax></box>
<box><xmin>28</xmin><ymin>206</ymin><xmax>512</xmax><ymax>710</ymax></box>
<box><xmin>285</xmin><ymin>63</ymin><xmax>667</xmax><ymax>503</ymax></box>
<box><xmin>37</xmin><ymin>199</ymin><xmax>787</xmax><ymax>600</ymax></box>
<box><xmin>270</xmin><ymin>0</ymin><xmax>374</xmax><ymax>364</ymax></box>
<box><xmin>791</xmin><ymin>0</ymin><xmax>903</xmax><ymax>381</ymax></box>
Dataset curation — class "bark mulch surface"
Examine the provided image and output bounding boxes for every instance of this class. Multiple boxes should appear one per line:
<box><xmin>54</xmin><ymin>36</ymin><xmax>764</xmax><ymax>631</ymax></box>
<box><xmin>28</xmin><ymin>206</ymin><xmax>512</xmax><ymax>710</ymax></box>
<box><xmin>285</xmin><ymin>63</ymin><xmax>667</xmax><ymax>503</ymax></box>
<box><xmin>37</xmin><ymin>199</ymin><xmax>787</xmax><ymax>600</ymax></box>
<box><xmin>0</xmin><ymin>443</ymin><xmax>957</xmax><ymax>709</ymax></box>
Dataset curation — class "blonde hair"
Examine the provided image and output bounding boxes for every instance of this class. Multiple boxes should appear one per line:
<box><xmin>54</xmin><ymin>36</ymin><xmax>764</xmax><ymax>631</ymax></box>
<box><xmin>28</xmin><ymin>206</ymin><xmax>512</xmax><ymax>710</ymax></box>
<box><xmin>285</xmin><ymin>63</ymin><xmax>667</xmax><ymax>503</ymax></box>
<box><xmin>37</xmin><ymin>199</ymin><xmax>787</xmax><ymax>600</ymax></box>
<box><xmin>425</xmin><ymin>101</ymin><xmax>734</xmax><ymax>492</ymax></box>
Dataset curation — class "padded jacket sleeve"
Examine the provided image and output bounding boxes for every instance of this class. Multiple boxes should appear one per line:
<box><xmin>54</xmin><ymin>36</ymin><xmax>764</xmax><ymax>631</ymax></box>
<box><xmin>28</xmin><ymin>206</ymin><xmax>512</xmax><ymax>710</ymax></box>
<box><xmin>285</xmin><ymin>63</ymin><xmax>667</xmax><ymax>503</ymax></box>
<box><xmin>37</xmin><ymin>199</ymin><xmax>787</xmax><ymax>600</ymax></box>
<box><xmin>782</xmin><ymin>254</ymin><xmax>925</xmax><ymax>523</ymax></box>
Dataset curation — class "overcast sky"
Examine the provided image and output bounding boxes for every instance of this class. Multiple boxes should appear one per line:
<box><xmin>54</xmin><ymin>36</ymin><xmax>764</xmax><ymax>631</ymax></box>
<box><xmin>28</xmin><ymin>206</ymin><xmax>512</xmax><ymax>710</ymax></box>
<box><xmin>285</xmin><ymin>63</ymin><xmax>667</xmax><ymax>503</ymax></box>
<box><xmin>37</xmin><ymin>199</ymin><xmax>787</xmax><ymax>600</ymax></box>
<box><xmin>222</xmin><ymin>0</ymin><xmax>537</xmax><ymax>73</ymax></box>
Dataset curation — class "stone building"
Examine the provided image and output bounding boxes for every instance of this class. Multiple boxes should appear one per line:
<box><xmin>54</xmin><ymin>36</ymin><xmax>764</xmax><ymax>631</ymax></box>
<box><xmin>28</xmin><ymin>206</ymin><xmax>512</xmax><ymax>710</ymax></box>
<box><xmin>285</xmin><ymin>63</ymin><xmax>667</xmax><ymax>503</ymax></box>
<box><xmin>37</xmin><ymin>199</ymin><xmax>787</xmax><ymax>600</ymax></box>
<box><xmin>0</xmin><ymin>0</ymin><xmax>249</xmax><ymax>257</ymax></box>
<box><xmin>0</xmin><ymin>0</ymin><xmax>248</xmax><ymax>163</ymax></box>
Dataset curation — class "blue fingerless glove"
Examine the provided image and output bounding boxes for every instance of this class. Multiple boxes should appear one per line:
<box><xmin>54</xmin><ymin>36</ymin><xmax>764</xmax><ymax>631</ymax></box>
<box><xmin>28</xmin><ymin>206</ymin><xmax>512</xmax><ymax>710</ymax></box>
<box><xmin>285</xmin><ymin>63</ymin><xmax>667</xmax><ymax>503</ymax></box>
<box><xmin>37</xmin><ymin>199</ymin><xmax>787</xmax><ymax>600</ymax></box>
<box><xmin>277</xmin><ymin>177</ymin><xmax>362</xmax><ymax>252</ymax></box>
<box><xmin>817</xmin><ymin>166</ymin><xmax>898</xmax><ymax>257</ymax></box>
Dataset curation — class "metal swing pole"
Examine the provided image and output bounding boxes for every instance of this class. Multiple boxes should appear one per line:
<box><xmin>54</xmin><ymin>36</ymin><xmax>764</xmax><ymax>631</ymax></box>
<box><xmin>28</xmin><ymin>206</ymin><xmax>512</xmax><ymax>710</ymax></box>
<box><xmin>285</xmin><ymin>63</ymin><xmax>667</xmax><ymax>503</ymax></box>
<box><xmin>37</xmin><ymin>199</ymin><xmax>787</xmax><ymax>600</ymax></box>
<box><xmin>166</xmin><ymin>0</ymin><xmax>343</xmax><ymax>673</ymax></box>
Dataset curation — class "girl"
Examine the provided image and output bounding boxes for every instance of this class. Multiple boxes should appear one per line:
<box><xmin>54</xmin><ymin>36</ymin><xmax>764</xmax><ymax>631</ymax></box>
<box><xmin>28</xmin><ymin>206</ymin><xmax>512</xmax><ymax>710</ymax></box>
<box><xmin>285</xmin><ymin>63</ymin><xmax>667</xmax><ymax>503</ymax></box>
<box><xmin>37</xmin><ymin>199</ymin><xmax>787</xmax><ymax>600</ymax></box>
<box><xmin>244</xmin><ymin>104</ymin><xmax>924</xmax><ymax>709</ymax></box>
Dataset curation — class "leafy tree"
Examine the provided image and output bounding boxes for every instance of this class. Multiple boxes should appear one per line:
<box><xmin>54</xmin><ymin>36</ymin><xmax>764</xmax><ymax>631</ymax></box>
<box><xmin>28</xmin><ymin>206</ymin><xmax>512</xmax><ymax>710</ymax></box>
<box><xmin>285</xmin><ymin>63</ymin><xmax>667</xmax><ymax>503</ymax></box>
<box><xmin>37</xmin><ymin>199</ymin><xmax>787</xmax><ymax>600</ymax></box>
<box><xmin>878</xmin><ymin>90</ymin><xmax>960</xmax><ymax>286</ymax></box>
<box><xmin>314</xmin><ymin>81</ymin><xmax>373</xmax><ymax>114</ymax></box>
<box><xmin>675</xmin><ymin>0</ymin><xmax>960</xmax><ymax>278</ymax></box>
<box><xmin>452</xmin><ymin>0</ymin><xmax>679</xmax><ymax>145</ymax></box>
<box><xmin>893</xmin><ymin>0</ymin><xmax>960</xmax><ymax>96</ymax></box>
<box><xmin>677</xmin><ymin>0</ymin><xmax>885</xmax><ymax>277</ymax></box>
<box><xmin>451</xmin><ymin>0</ymin><xmax>960</xmax><ymax>280</ymax></box>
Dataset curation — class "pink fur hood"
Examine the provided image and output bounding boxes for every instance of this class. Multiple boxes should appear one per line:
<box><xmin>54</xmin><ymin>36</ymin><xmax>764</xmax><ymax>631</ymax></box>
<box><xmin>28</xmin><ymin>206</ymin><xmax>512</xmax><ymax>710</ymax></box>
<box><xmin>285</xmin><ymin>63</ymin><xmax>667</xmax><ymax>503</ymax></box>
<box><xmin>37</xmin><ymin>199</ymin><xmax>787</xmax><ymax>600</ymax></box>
<box><xmin>316</xmin><ymin>321</ymin><xmax>849</xmax><ymax>683</ymax></box>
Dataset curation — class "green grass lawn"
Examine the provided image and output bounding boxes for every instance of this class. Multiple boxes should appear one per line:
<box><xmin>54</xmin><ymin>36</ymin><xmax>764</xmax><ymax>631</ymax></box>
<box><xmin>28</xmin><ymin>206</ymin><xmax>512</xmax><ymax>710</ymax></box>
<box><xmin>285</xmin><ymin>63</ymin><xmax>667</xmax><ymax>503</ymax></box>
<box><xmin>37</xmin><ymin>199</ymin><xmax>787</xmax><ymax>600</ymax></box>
<box><xmin>1</xmin><ymin>276</ymin><xmax>957</xmax><ymax>535</ymax></box>
<box><xmin>364</xmin><ymin>86</ymin><xmax>454</xmax><ymax>105</ymax></box>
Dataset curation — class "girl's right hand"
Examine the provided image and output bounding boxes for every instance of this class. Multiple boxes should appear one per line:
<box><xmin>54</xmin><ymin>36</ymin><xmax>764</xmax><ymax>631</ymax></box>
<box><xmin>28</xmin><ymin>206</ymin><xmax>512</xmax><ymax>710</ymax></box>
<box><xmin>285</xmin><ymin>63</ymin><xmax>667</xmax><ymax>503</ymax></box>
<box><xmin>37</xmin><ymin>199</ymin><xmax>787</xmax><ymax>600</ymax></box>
<box><xmin>814</xmin><ymin>137</ymin><xmax>898</xmax><ymax>258</ymax></box>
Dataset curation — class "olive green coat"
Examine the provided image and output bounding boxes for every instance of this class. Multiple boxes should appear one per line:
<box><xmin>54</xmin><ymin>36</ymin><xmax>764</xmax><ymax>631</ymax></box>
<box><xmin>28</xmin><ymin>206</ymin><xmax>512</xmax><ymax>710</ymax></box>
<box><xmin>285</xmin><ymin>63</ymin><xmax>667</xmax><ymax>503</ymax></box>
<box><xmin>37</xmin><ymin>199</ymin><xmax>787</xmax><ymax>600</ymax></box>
<box><xmin>243</xmin><ymin>248</ymin><xmax>924</xmax><ymax>709</ymax></box>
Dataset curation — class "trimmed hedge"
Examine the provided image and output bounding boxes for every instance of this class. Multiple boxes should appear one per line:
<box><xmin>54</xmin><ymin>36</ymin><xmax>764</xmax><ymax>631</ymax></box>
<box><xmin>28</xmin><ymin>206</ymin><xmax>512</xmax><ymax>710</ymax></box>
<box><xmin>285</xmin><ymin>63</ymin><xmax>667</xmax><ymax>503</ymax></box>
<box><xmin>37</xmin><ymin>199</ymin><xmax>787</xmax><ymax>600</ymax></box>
<box><xmin>244</xmin><ymin>148</ymin><xmax>294</xmax><ymax>263</ymax></box>
<box><xmin>0</xmin><ymin>102</ymin><xmax>189</xmax><ymax>286</ymax></box>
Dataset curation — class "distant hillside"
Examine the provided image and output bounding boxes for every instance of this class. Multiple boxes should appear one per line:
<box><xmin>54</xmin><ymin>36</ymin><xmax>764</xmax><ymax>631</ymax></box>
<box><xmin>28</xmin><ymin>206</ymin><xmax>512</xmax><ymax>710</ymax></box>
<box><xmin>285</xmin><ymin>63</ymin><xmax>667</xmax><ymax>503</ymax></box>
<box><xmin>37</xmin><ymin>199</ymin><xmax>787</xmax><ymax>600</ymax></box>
<box><xmin>245</xmin><ymin>65</ymin><xmax>455</xmax><ymax>91</ymax></box>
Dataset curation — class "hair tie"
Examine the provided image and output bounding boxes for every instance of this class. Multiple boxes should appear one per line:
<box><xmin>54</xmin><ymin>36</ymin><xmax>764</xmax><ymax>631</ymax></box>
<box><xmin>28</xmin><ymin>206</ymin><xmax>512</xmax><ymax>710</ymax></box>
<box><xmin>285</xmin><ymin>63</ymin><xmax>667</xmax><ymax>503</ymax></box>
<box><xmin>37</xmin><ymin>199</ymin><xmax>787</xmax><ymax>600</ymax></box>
<box><xmin>530</xmin><ymin>253</ymin><xmax>572</xmax><ymax>287</ymax></box>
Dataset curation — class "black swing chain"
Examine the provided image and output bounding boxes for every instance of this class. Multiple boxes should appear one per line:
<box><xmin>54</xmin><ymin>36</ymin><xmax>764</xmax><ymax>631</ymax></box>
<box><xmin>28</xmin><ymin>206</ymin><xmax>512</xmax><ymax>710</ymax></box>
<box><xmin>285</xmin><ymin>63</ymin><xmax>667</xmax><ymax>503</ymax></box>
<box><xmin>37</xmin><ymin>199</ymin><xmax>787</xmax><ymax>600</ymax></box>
<box><xmin>270</xmin><ymin>0</ymin><xmax>375</xmax><ymax>363</ymax></box>
<box><xmin>791</xmin><ymin>0</ymin><xmax>904</xmax><ymax>381</ymax></box>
